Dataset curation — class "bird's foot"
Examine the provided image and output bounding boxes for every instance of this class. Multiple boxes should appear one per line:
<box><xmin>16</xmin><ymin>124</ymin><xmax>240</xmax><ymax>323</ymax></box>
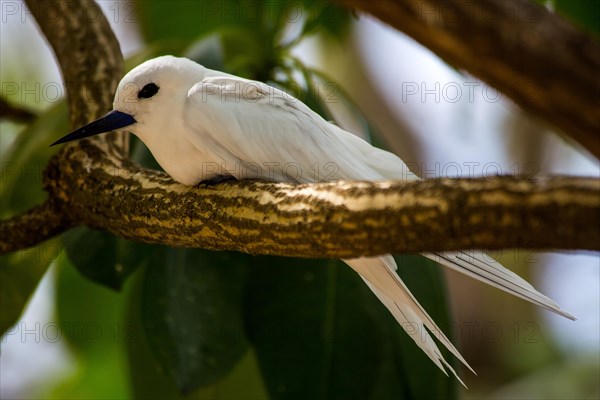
<box><xmin>197</xmin><ymin>174</ymin><xmax>237</xmax><ymax>187</ymax></box>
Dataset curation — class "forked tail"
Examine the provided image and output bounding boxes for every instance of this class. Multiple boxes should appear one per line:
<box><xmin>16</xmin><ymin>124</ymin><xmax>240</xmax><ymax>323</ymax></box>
<box><xmin>344</xmin><ymin>252</ymin><xmax>574</xmax><ymax>385</ymax></box>
<box><xmin>423</xmin><ymin>251</ymin><xmax>574</xmax><ymax>320</ymax></box>
<box><xmin>344</xmin><ymin>256</ymin><xmax>473</xmax><ymax>386</ymax></box>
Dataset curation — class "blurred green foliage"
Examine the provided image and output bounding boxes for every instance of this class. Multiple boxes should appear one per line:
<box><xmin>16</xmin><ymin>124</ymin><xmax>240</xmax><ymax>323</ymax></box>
<box><xmin>48</xmin><ymin>253</ymin><xmax>130</xmax><ymax>399</ymax></box>
<box><xmin>1</xmin><ymin>103</ymin><xmax>66</xmax><ymax>336</ymax></box>
<box><xmin>533</xmin><ymin>0</ymin><xmax>599</xmax><ymax>35</ymax></box>
<box><xmin>553</xmin><ymin>0</ymin><xmax>600</xmax><ymax>35</ymax></box>
<box><xmin>141</xmin><ymin>248</ymin><xmax>249</xmax><ymax>392</ymax></box>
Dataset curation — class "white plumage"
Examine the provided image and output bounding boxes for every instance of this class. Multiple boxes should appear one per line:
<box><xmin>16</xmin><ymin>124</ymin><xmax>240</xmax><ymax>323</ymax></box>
<box><xmin>55</xmin><ymin>55</ymin><xmax>574</xmax><ymax>382</ymax></box>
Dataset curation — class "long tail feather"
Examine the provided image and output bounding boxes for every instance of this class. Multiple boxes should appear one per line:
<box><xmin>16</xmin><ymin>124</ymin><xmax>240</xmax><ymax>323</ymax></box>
<box><xmin>344</xmin><ymin>256</ymin><xmax>473</xmax><ymax>385</ymax></box>
<box><xmin>424</xmin><ymin>251</ymin><xmax>575</xmax><ymax>320</ymax></box>
<box><xmin>344</xmin><ymin>251</ymin><xmax>574</xmax><ymax>385</ymax></box>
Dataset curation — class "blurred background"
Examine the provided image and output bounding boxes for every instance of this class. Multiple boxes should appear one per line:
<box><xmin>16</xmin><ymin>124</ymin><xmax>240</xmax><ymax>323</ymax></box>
<box><xmin>1</xmin><ymin>1</ymin><xmax>598</xmax><ymax>399</ymax></box>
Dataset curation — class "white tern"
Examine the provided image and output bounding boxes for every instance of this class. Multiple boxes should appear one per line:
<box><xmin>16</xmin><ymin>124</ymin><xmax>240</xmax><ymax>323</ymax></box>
<box><xmin>52</xmin><ymin>56</ymin><xmax>574</xmax><ymax>383</ymax></box>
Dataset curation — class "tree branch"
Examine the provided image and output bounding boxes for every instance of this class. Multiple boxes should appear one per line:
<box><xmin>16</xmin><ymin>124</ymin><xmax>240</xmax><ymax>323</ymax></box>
<box><xmin>0</xmin><ymin>97</ymin><xmax>36</xmax><ymax>123</ymax></box>
<box><xmin>42</xmin><ymin>156</ymin><xmax>600</xmax><ymax>256</ymax></box>
<box><xmin>0</xmin><ymin>199</ymin><xmax>75</xmax><ymax>254</ymax></box>
<box><xmin>1</xmin><ymin>0</ymin><xmax>128</xmax><ymax>253</ymax></box>
<box><xmin>24</xmin><ymin>0</ymin><xmax>127</xmax><ymax>146</ymax></box>
<box><xmin>1</xmin><ymin>0</ymin><xmax>598</xmax><ymax>258</ymax></box>
<box><xmin>336</xmin><ymin>0</ymin><xmax>600</xmax><ymax>159</ymax></box>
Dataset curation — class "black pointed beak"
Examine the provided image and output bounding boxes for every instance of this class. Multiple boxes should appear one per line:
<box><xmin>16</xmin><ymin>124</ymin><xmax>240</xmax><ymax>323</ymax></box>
<box><xmin>50</xmin><ymin>110</ymin><xmax>136</xmax><ymax>146</ymax></box>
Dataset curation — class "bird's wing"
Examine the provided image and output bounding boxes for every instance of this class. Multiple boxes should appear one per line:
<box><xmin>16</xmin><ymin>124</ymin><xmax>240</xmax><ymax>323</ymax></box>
<box><xmin>184</xmin><ymin>76</ymin><xmax>417</xmax><ymax>182</ymax></box>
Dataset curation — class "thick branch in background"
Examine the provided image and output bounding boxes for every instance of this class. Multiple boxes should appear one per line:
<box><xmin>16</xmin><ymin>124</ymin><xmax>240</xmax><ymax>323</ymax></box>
<box><xmin>336</xmin><ymin>0</ymin><xmax>600</xmax><ymax>159</ymax></box>
<box><xmin>1</xmin><ymin>0</ymin><xmax>599</xmax><ymax>256</ymax></box>
<box><xmin>25</xmin><ymin>0</ymin><xmax>124</xmax><ymax>130</ymax></box>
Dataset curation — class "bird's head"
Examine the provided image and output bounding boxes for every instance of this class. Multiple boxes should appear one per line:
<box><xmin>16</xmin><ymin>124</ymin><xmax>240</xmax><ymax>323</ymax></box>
<box><xmin>50</xmin><ymin>55</ymin><xmax>205</xmax><ymax>146</ymax></box>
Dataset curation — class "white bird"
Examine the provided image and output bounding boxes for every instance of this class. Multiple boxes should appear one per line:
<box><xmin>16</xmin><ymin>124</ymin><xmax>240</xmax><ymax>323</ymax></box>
<box><xmin>52</xmin><ymin>55</ymin><xmax>574</xmax><ymax>383</ymax></box>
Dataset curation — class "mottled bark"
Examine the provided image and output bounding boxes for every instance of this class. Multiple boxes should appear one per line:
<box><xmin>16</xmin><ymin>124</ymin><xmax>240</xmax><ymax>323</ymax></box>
<box><xmin>26</xmin><ymin>0</ymin><xmax>124</xmax><ymax>132</ymax></box>
<box><xmin>0</xmin><ymin>199</ymin><xmax>74</xmax><ymax>254</ymax></box>
<box><xmin>44</xmin><ymin>159</ymin><xmax>600</xmax><ymax>256</ymax></box>
<box><xmin>1</xmin><ymin>0</ymin><xmax>599</xmax><ymax>257</ymax></box>
<box><xmin>336</xmin><ymin>0</ymin><xmax>600</xmax><ymax>159</ymax></box>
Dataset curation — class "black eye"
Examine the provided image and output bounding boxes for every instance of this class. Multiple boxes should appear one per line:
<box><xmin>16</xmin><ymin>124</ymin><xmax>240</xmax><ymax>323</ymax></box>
<box><xmin>138</xmin><ymin>83</ymin><xmax>159</xmax><ymax>99</ymax></box>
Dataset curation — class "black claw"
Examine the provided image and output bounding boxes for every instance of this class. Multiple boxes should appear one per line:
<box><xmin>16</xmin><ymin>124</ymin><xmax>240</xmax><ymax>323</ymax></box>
<box><xmin>198</xmin><ymin>174</ymin><xmax>237</xmax><ymax>186</ymax></box>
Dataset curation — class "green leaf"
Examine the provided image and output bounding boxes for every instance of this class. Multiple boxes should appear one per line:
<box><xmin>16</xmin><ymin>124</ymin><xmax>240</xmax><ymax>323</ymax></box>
<box><xmin>134</xmin><ymin>0</ymin><xmax>278</xmax><ymax>80</ymax></box>
<box><xmin>136</xmin><ymin>0</ymin><xmax>262</xmax><ymax>43</ymax></box>
<box><xmin>553</xmin><ymin>0</ymin><xmax>600</xmax><ymax>36</ymax></box>
<box><xmin>0</xmin><ymin>102</ymin><xmax>66</xmax><ymax>217</ymax></box>
<box><xmin>49</xmin><ymin>251</ymin><xmax>130</xmax><ymax>399</ymax></box>
<box><xmin>62</xmin><ymin>227</ymin><xmax>144</xmax><ymax>290</ymax></box>
<box><xmin>127</xmin><ymin>262</ymin><xmax>269</xmax><ymax>400</ymax></box>
<box><xmin>135</xmin><ymin>0</ymin><xmax>211</xmax><ymax>42</ymax></box>
<box><xmin>0</xmin><ymin>239</ymin><xmax>59</xmax><ymax>335</ymax></box>
<box><xmin>141</xmin><ymin>247</ymin><xmax>249</xmax><ymax>393</ymax></box>
<box><xmin>244</xmin><ymin>257</ymin><xmax>384</xmax><ymax>400</ymax></box>
<box><xmin>194</xmin><ymin>349</ymin><xmax>269</xmax><ymax>400</ymax></box>
<box><xmin>125</xmin><ymin>265</ymin><xmax>185</xmax><ymax>399</ymax></box>
<box><xmin>299</xmin><ymin>1</ymin><xmax>353</xmax><ymax>38</ymax></box>
<box><xmin>0</xmin><ymin>104</ymin><xmax>65</xmax><ymax>335</ymax></box>
<box><xmin>245</xmin><ymin>256</ymin><xmax>458</xmax><ymax>400</ymax></box>
<box><xmin>220</xmin><ymin>27</ymin><xmax>276</xmax><ymax>80</ymax></box>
